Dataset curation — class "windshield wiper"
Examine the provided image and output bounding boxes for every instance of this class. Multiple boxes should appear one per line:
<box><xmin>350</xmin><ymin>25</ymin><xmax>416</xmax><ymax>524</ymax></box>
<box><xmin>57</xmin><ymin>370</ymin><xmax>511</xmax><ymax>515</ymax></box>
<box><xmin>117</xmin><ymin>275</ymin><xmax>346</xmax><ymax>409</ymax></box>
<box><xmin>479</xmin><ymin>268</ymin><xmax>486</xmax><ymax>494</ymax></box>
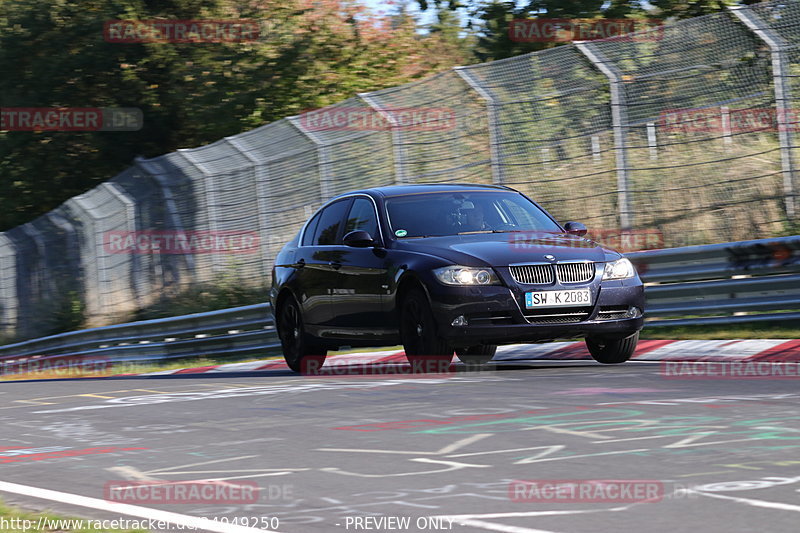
<box><xmin>457</xmin><ymin>229</ymin><xmax>512</xmax><ymax>235</ymax></box>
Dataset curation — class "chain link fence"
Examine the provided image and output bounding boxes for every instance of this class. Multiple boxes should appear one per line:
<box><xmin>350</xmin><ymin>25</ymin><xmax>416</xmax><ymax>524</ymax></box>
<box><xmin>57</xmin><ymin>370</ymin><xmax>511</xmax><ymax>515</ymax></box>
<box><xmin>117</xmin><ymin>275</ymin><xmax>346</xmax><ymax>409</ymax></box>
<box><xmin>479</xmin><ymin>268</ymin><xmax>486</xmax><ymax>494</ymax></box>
<box><xmin>1</xmin><ymin>0</ymin><xmax>799</xmax><ymax>340</ymax></box>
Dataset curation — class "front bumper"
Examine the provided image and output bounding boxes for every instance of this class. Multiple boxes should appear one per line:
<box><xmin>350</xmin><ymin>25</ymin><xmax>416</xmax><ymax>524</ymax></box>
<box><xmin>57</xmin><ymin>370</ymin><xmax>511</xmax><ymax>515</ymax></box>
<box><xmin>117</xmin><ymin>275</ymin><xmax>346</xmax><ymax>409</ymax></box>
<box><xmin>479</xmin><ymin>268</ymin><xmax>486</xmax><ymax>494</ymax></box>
<box><xmin>427</xmin><ymin>279</ymin><xmax>645</xmax><ymax>347</ymax></box>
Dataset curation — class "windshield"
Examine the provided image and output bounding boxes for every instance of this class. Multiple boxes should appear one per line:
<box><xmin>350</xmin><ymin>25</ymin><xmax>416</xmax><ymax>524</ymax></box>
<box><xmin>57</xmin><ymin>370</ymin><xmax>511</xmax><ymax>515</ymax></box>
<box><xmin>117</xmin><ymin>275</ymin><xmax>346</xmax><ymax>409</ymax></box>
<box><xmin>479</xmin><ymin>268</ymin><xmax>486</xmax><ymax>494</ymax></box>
<box><xmin>385</xmin><ymin>190</ymin><xmax>562</xmax><ymax>238</ymax></box>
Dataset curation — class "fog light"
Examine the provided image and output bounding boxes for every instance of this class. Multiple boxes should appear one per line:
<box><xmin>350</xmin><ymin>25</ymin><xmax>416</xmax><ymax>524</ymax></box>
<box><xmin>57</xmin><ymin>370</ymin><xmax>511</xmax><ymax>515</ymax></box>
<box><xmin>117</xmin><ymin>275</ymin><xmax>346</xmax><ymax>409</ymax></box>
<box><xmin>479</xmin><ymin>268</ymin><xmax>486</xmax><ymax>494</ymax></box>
<box><xmin>627</xmin><ymin>307</ymin><xmax>642</xmax><ymax>318</ymax></box>
<box><xmin>451</xmin><ymin>315</ymin><xmax>468</xmax><ymax>326</ymax></box>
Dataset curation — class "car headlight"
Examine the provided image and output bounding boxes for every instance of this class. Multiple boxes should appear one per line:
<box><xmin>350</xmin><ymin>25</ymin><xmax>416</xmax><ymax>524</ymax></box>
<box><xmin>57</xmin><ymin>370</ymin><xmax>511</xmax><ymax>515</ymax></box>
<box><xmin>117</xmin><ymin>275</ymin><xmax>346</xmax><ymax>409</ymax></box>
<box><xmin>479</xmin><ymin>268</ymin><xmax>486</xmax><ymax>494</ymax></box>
<box><xmin>602</xmin><ymin>257</ymin><xmax>635</xmax><ymax>280</ymax></box>
<box><xmin>434</xmin><ymin>266</ymin><xmax>500</xmax><ymax>286</ymax></box>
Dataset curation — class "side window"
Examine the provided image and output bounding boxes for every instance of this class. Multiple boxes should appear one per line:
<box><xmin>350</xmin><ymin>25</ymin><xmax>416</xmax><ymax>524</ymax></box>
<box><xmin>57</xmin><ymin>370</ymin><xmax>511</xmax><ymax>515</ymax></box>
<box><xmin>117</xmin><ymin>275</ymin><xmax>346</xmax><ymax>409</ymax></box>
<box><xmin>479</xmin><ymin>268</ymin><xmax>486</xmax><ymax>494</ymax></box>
<box><xmin>301</xmin><ymin>212</ymin><xmax>321</xmax><ymax>246</ymax></box>
<box><xmin>312</xmin><ymin>199</ymin><xmax>351</xmax><ymax>245</ymax></box>
<box><xmin>344</xmin><ymin>198</ymin><xmax>378</xmax><ymax>238</ymax></box>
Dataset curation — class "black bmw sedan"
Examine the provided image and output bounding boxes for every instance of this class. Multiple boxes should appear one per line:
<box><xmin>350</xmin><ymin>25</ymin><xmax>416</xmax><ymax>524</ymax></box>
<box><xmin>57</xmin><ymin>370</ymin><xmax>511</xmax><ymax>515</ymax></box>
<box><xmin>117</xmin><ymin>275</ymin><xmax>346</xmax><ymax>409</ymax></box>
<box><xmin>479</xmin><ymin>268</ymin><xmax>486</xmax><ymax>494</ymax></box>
<box><xmin>270</xmin><ymin>184</ymin><xmax>644</xmax><ymax>373</ymax></box>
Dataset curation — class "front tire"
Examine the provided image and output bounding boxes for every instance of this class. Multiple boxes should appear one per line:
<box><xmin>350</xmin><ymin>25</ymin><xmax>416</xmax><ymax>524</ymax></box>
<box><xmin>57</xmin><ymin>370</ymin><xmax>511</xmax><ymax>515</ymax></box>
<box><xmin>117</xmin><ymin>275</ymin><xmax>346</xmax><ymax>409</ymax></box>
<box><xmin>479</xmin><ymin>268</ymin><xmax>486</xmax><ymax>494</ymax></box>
<box><xmin>456</xmin><ymin>345</ymin><xmax>497</xmax><ymax>366</ymax></box>
<box><xmin>585</xmin><ymin>332</ymin><xmax>639</xmax><ymax>364</ymax></box>
<box><xmin>400</xmin><ymin>288</ymin><xmax>453</xmax><ymax>372</ymax></box>
<box><xmin>277</xmin><ymin>296</ymin><xmax>327</xmax><ymax>374</ymax></box>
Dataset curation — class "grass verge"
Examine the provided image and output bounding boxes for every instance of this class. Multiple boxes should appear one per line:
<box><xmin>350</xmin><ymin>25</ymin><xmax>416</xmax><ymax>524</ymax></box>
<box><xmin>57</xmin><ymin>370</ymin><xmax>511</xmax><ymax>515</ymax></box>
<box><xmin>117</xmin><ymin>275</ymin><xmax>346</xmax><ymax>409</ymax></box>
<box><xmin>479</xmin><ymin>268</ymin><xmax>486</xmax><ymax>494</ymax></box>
<box><xmin>0</xmin><ymin>498</ymin><xmax>146</xmax><ymax>533</ymax></box>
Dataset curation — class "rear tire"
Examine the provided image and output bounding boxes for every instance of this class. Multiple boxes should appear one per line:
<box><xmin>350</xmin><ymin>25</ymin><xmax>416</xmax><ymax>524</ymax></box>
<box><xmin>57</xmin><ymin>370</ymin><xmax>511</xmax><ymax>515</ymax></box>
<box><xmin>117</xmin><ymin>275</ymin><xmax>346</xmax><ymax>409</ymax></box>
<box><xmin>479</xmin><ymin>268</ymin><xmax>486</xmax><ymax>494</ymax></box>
<box><xmin>277</xmin><ymin>296</ymin><xmax>327</xmax><ymax>374</ymax></box>
<box><xmin>400</xmin><ymin>288</ymin><xmax>453</xmax><ymax>372</ymax></box>
<box><xmin>456</xmin><ymin>345</ymin><xmax>497</xmax><ymax>366</ymax></box>
<box><xmin>585</xmin><ymin>331</ymin><xmax>638</xmax><ymax>364</ymax></box>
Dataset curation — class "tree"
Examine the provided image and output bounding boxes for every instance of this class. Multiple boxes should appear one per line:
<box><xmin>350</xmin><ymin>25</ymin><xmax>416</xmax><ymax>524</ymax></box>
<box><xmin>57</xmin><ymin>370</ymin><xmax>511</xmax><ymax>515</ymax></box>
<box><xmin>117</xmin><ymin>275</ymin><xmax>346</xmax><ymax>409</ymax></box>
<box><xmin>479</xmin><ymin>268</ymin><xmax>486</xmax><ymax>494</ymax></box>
<box><xmin>419</xmin><ymin>0</ymin><xmax>745</xmax><ymax>62</ymax></box>
<box><xmin>0</xmin><ymin>0</ymin><xmax>466</xmax><ymax>230</ymax></box>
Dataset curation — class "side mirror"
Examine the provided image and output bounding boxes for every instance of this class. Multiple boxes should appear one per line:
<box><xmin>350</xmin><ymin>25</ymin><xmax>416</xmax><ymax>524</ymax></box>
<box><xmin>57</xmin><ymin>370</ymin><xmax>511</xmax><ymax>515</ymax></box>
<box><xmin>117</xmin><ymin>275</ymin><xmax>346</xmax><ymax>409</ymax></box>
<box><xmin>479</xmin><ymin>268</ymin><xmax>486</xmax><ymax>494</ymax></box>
<box><xmin>564</xmin><ymin>221</ymin><xmax>587</xmax><ymax>236</ymax></box>
<box><xmin>343</xmin><ymin>230</ymin><xmax>375</xmax><ymax>247</ymax></box>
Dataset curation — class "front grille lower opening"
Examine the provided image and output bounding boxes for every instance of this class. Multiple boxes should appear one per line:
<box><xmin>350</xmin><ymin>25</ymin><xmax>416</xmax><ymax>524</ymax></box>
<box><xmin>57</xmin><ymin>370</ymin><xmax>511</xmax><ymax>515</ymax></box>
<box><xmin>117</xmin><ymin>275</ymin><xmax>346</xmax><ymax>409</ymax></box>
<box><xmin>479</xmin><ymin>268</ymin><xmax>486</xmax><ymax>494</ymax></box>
<box><xmin>524</xmin><ymin>305</ymin><xmax>593</xmax><ymax>324</ymax></box>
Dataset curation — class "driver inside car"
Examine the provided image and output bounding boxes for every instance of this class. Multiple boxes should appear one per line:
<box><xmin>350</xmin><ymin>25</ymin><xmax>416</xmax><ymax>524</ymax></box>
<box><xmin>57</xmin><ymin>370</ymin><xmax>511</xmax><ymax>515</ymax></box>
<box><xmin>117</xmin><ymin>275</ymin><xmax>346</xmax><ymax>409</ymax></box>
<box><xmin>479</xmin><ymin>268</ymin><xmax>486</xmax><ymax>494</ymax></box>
<box><xmin>460</xmin><ymin>202</ymin><xmax>489</xmax><ymax>232</ymax></box>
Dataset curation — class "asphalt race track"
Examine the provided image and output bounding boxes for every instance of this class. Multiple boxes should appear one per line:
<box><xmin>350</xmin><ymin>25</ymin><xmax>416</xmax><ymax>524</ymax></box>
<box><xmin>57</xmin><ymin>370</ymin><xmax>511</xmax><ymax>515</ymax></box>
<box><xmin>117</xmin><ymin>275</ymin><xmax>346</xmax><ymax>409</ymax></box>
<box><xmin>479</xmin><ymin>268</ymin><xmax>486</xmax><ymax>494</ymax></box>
<box><xmin>2</xmin><ymin>359</ymin><xmax>800</xmax><ymax>532</ymax></box>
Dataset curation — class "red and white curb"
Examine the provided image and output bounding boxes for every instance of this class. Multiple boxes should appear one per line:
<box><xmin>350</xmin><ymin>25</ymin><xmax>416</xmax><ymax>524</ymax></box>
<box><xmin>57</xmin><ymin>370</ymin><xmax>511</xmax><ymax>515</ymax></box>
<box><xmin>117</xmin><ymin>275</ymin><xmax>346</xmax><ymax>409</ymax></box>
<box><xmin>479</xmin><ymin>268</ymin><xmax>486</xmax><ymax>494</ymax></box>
<box><xmin>134</xmin><ymin>339</ymin><xmax>800</xmax><ymax>376</ymax></box>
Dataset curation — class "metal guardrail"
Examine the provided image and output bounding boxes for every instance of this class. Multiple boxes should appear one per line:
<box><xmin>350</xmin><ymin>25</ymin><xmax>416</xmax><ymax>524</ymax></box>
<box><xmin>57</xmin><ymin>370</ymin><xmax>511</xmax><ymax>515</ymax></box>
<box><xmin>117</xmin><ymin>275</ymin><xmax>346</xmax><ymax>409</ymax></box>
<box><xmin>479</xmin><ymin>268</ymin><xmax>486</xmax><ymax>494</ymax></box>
<box><xmin>628</xmin><ymin>235</ymin><xmax>800</xmax><ymax>327</ymax></box>
<box><xmin>0</xmin><ymin>303</ymin><xmax>279</xmax><ymax>370</ymax></box>
<box><xmin>0</xmin><ymin>236</ymin><xmax>797</xmax><ymax>373</ymax></box>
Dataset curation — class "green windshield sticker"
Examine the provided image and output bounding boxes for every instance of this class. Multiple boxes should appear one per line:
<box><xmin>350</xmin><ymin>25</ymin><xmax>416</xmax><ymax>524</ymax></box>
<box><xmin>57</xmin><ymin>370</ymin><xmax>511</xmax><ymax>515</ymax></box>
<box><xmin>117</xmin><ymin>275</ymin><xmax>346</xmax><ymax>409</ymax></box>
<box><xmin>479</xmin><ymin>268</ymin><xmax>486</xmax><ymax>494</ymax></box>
<box><xmin>395</xmin><ymin>229</ymin><xmax>408</xmax><ymax>237</ymax></box>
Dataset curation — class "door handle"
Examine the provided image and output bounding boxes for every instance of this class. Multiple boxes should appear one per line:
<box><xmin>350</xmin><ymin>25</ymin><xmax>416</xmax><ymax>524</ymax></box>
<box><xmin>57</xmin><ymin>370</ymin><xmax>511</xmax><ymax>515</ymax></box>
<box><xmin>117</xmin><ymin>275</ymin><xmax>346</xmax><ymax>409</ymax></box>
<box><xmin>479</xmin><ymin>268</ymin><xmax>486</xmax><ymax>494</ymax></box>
<box><xmin>329</xmin><ymin>261</ymin><xmax>342</xmax><ymax>270</ymax></box>
<box><xmin>294</xmin><ymin>258</ymin><xmax>305</xmax><ymax>268</ymax></box>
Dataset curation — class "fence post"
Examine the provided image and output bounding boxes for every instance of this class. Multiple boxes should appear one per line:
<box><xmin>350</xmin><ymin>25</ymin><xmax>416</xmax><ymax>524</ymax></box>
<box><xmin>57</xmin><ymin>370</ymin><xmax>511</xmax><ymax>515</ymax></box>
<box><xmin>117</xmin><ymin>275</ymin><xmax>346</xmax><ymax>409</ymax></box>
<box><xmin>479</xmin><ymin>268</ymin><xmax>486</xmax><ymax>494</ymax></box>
<box><xmin>453</xmin><ymin>66</ymin><xmax>505</xmax><ymax>185</ymax></box>
<box><xmin>133</xmin><ymin>157</ymin><xmax>197</xmax><ymax>283</ymax></box>
<box><xmin>0</xmin><ymin>234</ymin><xmax>17</xmax><ymax>336</ymax></box>
<box><xmin>730</xmin><ymin>6</ymin><xmax>797</xmax><ymax>220</ymax></box>
<box><xmin>646</xmin><ymin>122</ymin><xmax>658</xmax><ymax>160</ymax></box>
<box><xmin>591</xmin><ymin>135</ymin><xmax>601</xmax><ymax>162</ymax></box>
<box><xmin>67</xmin><ymin>195</ymin><xmax>105</xmax><ymax>324</ymax></box>
<box><xmin>359</xmin><ymin>93</ymin><xmax>408</xmax><ymax>184</ymax></box>
<box><xmin>46</xmin><ymin>209</ymin><xmax>83</xmax><ymax>314</ymax></box>
<box><xmin>287</xmin><ymin>116</ymin><xmax>333</xmax><ymax>202</ymax></box>
<box><xmin>21</xmin><ymin>224</ymin><xmax>46</xmax><ymax>302</ymax></box>
<box><xmin>576</xmin><ymin>41</ymin><xmax>633</xmax><ymax>230</ymax></box>
<box><xmin>225</xmin><ymin>136</ymin><xmax>273</xmax><ymax>274</ymax></box>
<box><xmin>176</xmin><ymin>150</ymin><xmax>224</xmax><ymax>274</ymax></box>
<box><xmin>720</xmin><ymin>106</ymin><xmax>733</xmax><ymax>147</ymax></box>
<box><xmin>102</xmin><ymin>182</ymin><xmax>139</xmax><ymax>308</ymax></box>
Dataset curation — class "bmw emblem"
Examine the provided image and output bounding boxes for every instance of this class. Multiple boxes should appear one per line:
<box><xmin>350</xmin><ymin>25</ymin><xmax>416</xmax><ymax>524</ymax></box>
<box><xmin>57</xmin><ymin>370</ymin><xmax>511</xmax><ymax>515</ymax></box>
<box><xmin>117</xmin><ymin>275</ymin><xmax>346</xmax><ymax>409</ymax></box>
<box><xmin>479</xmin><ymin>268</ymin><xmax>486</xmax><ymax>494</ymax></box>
<box><xmin>544</xmin><ymin>254</ymin><xmax>556</xmax><ymax>261</ymax></box>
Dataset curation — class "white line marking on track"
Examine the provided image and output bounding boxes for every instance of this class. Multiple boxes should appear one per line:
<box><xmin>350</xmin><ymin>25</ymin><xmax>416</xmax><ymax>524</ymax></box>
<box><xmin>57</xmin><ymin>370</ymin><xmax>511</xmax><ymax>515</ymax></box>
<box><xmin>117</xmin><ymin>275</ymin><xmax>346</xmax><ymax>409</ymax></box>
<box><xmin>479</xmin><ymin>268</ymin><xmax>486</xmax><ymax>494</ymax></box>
<box><xmin>447</xmin><ymin>445</ymin><xmax>565</xmax><ymax>459</ymax></box>
<box><xmin>154</xmin><ymin>469</ymin><xmax>308</xmax><ymax>475</ymax></box>
<box><xmin>146</xmin><ymin>455</ymin><xmax>259</xmax><ymax>473</ymax></box>
<box><xmin>318</xmin><ymin>434</ymin><xmax>493</xmax><ymax>456</ymax></box>
<box><xmin>511</xmin><ymin>448</ymin><xmax>651</xmax><ymax>463</ymax></box>
<box><xmin>690</xmin><ymin>489</ymin><xmax>800</xmax><ymax>512</ymax></box>
<box><xmin>438</xmin><ymin>507</ymin><xmax>624</xmax><ymax>531</ymax></box>
<box><xmin>106</xmin><ymin>465</ymin><xmax>157</xmax><ymax>481</ymax></box>
<box><xmin>438</xmin><ymin>434</ymin><xmax>494</xmax><ymax>454</ymax></box>
<box><xmin>452</xmin><ymin>519</ymin><xmax>559</xmax><ymax>533</ymax></box>
<box><xmin>320</xmin><ymin>458</ymin><xmax>490</xmax><ymax>478</ymax></box>
<box><xmin>192</xmin><ymin>471</ymin><xmax>309</xmax><ymax>482</ymax></box>
<box><xmin>0</xmin><ymin>480</ymin><xmax>279</xmax><ymax>533</ymax></box>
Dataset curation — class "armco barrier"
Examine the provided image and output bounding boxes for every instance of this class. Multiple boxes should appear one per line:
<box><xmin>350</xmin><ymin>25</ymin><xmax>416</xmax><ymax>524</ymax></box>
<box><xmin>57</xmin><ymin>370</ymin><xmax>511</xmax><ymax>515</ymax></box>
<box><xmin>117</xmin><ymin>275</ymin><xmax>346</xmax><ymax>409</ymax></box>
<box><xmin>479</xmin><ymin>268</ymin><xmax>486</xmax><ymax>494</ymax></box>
<box><xmin>0</xmin><ymin>236</ymin><xmax>797</xmax><ymax>370</ymax></box>
<box><xmin>0</xmin><ymin>303</ymin><xmax>280</xmax><ymax>369</ymax></box>
<box><xmin>628</xmin><ymin>235</ymin><xmax>800</xmax><ymax>326</ymax></box>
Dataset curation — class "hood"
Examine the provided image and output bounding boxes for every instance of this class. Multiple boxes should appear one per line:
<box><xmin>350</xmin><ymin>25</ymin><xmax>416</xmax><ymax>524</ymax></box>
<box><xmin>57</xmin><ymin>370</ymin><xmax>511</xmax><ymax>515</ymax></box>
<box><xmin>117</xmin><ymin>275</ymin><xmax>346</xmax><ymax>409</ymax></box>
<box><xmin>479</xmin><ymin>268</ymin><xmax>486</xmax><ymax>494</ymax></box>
<box><xmin>393</xmin><ymin>231</ymin><xmax>620</xmax><ymax>266</ymax></box>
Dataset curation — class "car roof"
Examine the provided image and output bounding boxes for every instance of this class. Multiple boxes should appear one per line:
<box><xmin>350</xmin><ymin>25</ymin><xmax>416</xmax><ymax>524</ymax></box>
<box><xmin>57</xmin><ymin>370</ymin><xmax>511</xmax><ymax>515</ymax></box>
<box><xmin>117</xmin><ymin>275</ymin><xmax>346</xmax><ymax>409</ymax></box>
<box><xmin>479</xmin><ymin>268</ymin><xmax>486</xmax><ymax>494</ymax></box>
<box><xmin>334</xmin><ymin>183</ymin><xmax>514</xmax><ymax>200</ymax></box>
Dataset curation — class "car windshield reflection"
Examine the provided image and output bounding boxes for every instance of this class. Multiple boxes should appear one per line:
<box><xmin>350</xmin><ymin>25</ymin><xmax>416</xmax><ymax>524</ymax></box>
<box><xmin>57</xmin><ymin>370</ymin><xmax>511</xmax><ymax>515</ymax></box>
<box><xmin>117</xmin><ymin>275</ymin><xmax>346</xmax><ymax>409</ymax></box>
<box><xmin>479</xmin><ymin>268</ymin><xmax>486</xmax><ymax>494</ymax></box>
<box><xmin>385</xmin><ymin>191</ymin><xmax>562</xmax><ymax>238</ymax></box>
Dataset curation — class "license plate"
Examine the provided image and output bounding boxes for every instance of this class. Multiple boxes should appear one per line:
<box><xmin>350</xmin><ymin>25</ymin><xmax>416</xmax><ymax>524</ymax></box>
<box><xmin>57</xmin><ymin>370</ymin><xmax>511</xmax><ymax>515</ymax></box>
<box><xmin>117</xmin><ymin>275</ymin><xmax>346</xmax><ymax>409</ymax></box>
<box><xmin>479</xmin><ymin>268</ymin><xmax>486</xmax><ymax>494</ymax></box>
<box><xmin>525</xmin><ymin>289</ymin><xmax>592</xmax><ymax>308</ymax></box>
